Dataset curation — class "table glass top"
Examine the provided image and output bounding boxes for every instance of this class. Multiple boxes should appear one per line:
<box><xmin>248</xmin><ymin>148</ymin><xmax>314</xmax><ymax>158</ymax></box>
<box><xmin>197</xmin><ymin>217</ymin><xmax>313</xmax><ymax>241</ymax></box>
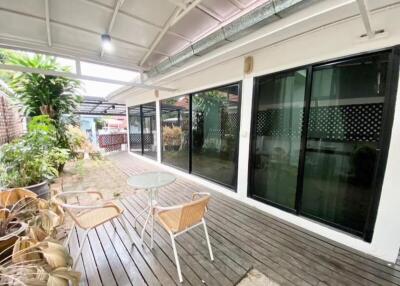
<box><xmin>127</xmin><ymin>172</ymin><xmax>176</xmax><ymax>189</ymax></box>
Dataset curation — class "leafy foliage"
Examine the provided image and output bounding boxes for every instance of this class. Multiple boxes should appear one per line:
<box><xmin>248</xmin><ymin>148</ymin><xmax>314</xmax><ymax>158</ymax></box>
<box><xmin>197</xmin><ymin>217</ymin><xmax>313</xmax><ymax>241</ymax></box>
<box><xmin>5</xmin><ymin>53</ymin><xmax>82</xmax><ymax>119</ymax></box>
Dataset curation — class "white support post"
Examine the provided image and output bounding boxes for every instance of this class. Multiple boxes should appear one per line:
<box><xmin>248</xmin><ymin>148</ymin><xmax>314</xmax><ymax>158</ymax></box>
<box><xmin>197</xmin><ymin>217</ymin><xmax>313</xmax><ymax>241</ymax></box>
<box><xmin>156</xmin><ymin>99</ymin><xmax>162</xmax><ymax>163</ymax></box>
<box><xmin>236</xmin><ymin>76</ymin><xmax>254</xmax><ymax>199</ymax></box>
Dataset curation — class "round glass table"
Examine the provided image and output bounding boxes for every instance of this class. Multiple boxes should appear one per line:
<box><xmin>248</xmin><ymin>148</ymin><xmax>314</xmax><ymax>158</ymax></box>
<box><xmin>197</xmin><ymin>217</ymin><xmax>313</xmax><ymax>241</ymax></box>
<box><xmin>127</xmin><ymin>172</ymin><xmax>176</xmax><ymax>248</ymax></box>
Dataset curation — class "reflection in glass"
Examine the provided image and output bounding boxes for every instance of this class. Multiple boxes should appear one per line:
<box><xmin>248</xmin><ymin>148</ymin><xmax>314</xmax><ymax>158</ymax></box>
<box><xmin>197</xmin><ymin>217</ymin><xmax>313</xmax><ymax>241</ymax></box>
<box><xmin>251</xmin><ymin>70</ymin><xmax>307</xmax><ymax>209</ymax></box>
<box><xmin>191</xmin><ymin>84</ymin><xmax>240</xmax><ymax>188</ymax></box>
<box><xmin>161</xmin><ymin>95</ymin><xmax>190</xmax><ymax>170</ymax></box>
<box><xmin>128</xmin><ymin>106</ymin><xmax>142</xmax><ymax>154</ymax></box>
<box><xmin>301</xmin><ymin>54</ymin><xmax>389</xmax><ymax>234</ymax></box>
<box><xmin>142</xmin><ymin>102</ymin><xmax>157</xmax><ymax>159</ymax></box>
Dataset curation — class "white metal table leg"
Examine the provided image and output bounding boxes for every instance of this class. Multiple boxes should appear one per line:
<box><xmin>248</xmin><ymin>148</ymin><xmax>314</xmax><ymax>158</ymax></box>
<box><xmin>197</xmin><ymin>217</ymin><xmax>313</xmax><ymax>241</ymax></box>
<box><xmin>133</xmin><ymin>206</ymin><xmax>149</xmax><ymax>229</ymax></box>
<box><xmin>141</xmin><ymin>207</ymin><xmax>152</xmax><ymax>245</ymax></box>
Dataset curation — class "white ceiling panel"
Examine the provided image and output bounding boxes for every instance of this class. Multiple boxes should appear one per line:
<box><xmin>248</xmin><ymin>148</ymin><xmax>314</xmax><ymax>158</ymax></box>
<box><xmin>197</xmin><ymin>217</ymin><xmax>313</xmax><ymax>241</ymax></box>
<box><xmin>0</xmin><ymin>0</ymin><xmax>45</xmax><ymax>18</ymax></box>
<box><xmin>121</xmin><ymin>0</ymin><xmax>176</xmax><ymax>26</ymax></box>
<box><xmin>50</xmin><ymin>0</ymin><xmax>109</xmax><ymax>34</ymax></box>
<box><xmin>200</xmin><ymin>0</ymin><xmax>240</xmax><ymax>20</ymax></box>
<box><xmin>0</xmin><ymin>10</ymin><xmax>47</xmax><ymax>43</ymax></box>
<box><xmin>367</xmin><ymin>0</ymin><xmax>399</xmax><ymax>10</ymax></box>
<box><xmin>111</xmin><ymin>13</ymin><xmax>160</xmax><ymax>48</ymax></box>
<box><xmin>156</xmin><ymin>33</ymin><xmax>189</xmax><ymax>56</ymax></box>
<box><xmin>171</xmin><ymin>8</ymin><xmax>219</xmax><ymax>41</ymax></box>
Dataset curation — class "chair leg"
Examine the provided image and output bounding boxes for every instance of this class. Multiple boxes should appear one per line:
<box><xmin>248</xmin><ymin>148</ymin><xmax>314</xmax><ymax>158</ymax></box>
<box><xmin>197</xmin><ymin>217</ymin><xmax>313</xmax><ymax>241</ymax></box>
<box><xmin>110</xmin><ymin>219</ymin><xmax>117</xmax><ymax>230</ymax></box>
<box><xmin>170</xmin><ymin>232</ymin><xmax>183</xmax><ymax>283</ymax></box>
<box><xmin>64</xmin><ymin>222</ymin><xmax>76</xmax><ymax>248</ymax></box>
<box><xmin>119</xmin><ymin>215</ymin><xmax>134</xmax><ymax>246</ymax></box>
<box><xmin>202</xmin><ymin>218</ymin><xmax>214</xmax><ymax>261</ymax></box>
<box><xmin>73</xmin><ymin>228</ymin><xmax>90</xmax><ymax>269</ymax></box>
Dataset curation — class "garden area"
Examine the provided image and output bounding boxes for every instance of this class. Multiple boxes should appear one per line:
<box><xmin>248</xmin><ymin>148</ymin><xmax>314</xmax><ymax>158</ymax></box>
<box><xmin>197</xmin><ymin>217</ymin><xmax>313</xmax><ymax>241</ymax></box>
<box><xmin>0</xmin><ymin>50</ymin><xmax>99</xmax><ymax>285</ymax></box>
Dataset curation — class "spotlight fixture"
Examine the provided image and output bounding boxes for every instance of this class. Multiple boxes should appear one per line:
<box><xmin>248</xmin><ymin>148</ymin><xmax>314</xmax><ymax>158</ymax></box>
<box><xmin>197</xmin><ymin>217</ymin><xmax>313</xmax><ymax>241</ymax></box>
<box><xmin>101</xmin><ymin>34</ymin><xmax>113</xmax><ymax>52</ymax></box>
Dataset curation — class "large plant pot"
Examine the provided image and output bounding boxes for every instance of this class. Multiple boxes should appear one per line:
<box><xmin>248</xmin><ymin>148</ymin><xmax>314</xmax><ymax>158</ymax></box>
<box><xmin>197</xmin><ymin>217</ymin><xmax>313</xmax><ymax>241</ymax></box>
<box><xmin>0</xmin><ymin>222</ymin><xmax>27</xmax><ymax>261</ymax></box>
<box><xmin>25</xmin><ymin>181</ymin><xmax>49</xmax><ymax>199</ymax></box>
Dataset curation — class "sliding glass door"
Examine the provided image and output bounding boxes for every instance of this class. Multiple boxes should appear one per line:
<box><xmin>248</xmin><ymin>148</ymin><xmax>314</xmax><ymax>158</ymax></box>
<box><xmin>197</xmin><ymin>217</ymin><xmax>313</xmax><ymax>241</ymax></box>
<box><xmin>160</xmin><ymin>95</ymin><xmax>190</xmax><ymax>170</ymax></box>
<box><xmin>301</xmin><ymin>53</ymin><xmax>389</xmax><ymax>235</ymax></box>
<box><xmin>249</xmin><ymin>50</ymin><xmax>397</xmax><ymax>240</ymax></box>
<box><xmin>252</xmin><ymin>69</ymin><xmax>306</xmax><ymax>210</ymax></box>
<box><xmin>160</xmin><ymin>83</ymin><xmax>241</xmax><ymax>189</ymax></box>
<box><xmin>128</xmin><ymin>102</ymin><xmax>157</xmax><ymax>159</ymax></box>
<box><xmin>142</xmin><ymin>102</ymin><xmax>157</xmax><ymax>159</ymax></box>
<box><xmin>128</xmin><ymin>106</ymin><xmax>142</xmax><ymax>155</ymax></box>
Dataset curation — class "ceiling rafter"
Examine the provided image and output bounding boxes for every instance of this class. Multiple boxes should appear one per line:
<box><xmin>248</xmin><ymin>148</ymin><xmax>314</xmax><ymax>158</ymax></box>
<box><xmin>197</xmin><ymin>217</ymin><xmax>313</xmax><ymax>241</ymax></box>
<box><xmin>139</xmin><ymin>0</ymin><xmax>203</xmax><ymax>67</ymax></box>
<box><xmin>0</xmin><ymin>7</ymin><xmax>169</xmax><ymax>57</ymax></box>
<box><xmin>101</xmin><ymin>0</ymin><xmax>125</xmax><ymax>57</ymax></box>
<box><xmin>226</xmin><ymin>0</ymin><xmax>246</xmax><ymax>9</ymax></box>
<box><xmin>197</xmin><ymin>4</ymin><xmax>224</xmax><ymax>22</ymax></box>
<box><xmin>44</xmin><ymin>0</ymin><xmax>52</xmax><ymax>46</ymax></box>
<box><xmin>356</xmin><ymin>0</ymin><xmax>374</xmax><ymax>38</ymax></box>
<box><xmin>83</xmin><ymin>0</ymin><xmax>191</xmax><ymax>43</ymax></box>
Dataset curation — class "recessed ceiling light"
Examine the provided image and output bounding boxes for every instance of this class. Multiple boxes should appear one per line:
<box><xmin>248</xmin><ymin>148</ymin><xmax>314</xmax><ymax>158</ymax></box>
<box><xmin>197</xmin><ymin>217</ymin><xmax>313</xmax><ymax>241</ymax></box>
<box><xmin>101</xmin><ymin>34</ymin><xmax>113</xmax><ymax>52</ymax></box>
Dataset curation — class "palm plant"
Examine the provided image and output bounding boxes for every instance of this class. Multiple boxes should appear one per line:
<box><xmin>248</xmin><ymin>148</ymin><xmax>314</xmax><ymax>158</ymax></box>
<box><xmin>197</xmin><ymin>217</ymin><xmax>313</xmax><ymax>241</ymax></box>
<box><xmin>5</xmin><ymin>53</ymin><xmax>81</xmax><ymax>120</ymax></box>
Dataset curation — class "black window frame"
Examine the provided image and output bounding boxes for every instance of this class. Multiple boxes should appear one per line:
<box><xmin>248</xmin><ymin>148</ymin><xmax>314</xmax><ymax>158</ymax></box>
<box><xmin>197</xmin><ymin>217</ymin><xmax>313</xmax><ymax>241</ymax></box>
<box><xmin>248</xmin><ymin>46</ymin><xmax>400</xmax><ymax>242</ymax></box>
<box><xmin>159</xmin><ymin>82</ymin><xmax>242</xmax><ymax>191</ymax></box>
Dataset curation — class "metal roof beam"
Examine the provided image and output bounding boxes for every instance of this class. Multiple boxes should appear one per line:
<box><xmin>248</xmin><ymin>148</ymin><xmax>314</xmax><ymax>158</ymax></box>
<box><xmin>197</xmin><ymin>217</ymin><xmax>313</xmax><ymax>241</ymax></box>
<box><xmin>101</xmin><ymin>0</ymin><xmax>125</xmax><ymax>57</ymax></box>
<box><xmin>356</xmin><ymin>0</ymin><xmax>374</xmax><ymax>38</ymax></box>
<box><xmin>44</xmin><ymin>0</ymin><xmax>52</xmax><ymax>46</ymax></box>
<box><xmin>0</xmin><ymin>63</ymin><xmax>176</xmax><ymax>91</ymax></box>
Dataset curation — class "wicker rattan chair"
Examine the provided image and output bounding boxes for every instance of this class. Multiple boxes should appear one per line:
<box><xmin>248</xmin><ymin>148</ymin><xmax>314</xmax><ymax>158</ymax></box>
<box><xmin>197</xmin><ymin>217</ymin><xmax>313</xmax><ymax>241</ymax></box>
<box><xmin>155</xmin><ymin>192</ymin><xmax>214</xmax><ymax>282</ymax></box>
<box><xmin>53</xmin><ymin>191</ymin><xmax>134</xmax><ymax>269</ymax></box>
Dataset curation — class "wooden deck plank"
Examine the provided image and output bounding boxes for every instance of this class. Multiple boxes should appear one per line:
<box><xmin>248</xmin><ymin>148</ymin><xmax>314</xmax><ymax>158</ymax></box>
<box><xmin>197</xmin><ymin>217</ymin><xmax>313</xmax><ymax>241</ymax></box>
<box><xmin>62</xmin><ymin>153</ymin><xmax>400</xmax><ymax>286</ymax></box>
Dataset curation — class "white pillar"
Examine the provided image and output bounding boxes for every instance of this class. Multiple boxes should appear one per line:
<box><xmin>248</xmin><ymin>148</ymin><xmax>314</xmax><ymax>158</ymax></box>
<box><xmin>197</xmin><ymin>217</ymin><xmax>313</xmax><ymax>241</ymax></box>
<box><xmin>236</xmin><ymin>76</ymin><xmax>254</xmax><ymax>199</ymax></box>
<box><xmin>156</xmin><ymin>99</ymin><xmax>162</xmax><ymax>163</ymax></box>
<box><xmin>126</xmin><ymin>106</ymin><xmax>130</xmax><ymax>151</ymax></box>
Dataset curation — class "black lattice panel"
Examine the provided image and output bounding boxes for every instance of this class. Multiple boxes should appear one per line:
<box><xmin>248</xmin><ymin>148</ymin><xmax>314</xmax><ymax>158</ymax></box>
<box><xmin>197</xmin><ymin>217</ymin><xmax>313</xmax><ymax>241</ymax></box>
<box><xmin>308</xmin><ymin>103</ymin><xmax>383</xmax><ymax>142</ymax></box>
<box><xmin>143</xmin><ymin>133</ymin><xmax>154</xmax><ymax>149</ymax></box>
<box><xmin>129</xmin><ymin>134</ymin><xmax>142</xmax><ymax>149</ymax></box>
<box><xmin>256</xmin><ymin>108</ymin><xmax>303</xmax><ymax>137</ymax></box>
<box><xmin>255</xmin><ymin>103</ymin><xmax>383</xmax><ymax>142</ymax></box>
<box><xmin>98</xmin><ymin>134</ymin><xmax>127</xmax><ymax>152</ymax></box>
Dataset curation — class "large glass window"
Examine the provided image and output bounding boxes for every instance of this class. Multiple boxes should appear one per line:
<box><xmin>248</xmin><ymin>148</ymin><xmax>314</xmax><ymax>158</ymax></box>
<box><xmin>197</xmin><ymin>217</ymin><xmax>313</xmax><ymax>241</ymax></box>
<box><xmin>251</xmin><ymin>70</ymin><xmax>306</xmax><ymax>210</ymax></box>
<box><xmin>192</xmin><ymin>84</ymin><xmax>240</xmax><ymax>188</ymax></box>
<box><xmin>128</xmin><ymin>102</ymin><xmax>157</xmax><ymax>159</ymax></box>
<box><xmin>161</xmin><ymin>95</ymin><xmax>190</xmax><ymax>170</ymax></box>
<box><xmin>160</xmin><ymin>83</ymin><xmax>241</xmax><ymax>189</ymax></box>
<box><xmin>249</xmin><ymin>50</ymin><xmax>397</xmax><ymax>240</ymax></box>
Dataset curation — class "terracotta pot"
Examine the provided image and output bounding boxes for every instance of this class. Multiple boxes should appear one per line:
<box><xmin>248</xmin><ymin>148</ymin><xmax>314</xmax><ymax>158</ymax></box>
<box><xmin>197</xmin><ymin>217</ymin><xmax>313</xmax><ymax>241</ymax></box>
<box><xmin>25</xmin><ymin>181</ymin><xmax>49</xmax><ymax>199</ymax></box>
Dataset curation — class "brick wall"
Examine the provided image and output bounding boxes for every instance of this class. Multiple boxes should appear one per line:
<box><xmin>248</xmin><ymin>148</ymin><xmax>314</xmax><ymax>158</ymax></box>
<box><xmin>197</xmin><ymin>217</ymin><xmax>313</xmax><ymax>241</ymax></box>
<box><xmin>0</xmin><ymin>90</ymin><xmax>24</xmax><ymax>145</ymax></box>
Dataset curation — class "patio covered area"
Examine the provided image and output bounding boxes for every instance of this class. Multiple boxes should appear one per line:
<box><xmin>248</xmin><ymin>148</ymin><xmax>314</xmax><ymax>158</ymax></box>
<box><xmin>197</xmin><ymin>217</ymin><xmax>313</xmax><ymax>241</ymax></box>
<box><xmin>61</xmin><ymin>153</ymin><xmax>400</xmax><ymax>286</ymax></box>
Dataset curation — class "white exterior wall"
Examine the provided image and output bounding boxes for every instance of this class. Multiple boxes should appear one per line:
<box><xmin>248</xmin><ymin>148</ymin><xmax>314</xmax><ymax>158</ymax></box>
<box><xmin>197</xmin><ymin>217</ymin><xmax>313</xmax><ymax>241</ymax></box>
<box><xmin>122</xmin><ymin>0</ymin><xmax>400</xmax><ymax>262</ymax></box>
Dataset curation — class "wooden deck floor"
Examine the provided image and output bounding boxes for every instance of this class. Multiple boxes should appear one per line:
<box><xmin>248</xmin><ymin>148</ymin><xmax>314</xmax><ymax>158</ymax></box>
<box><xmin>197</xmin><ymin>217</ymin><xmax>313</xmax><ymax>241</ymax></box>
<box><xmin>61</xmin><ymin>152</ymin><xmax>400</xmax><ymax>286</ymax></box>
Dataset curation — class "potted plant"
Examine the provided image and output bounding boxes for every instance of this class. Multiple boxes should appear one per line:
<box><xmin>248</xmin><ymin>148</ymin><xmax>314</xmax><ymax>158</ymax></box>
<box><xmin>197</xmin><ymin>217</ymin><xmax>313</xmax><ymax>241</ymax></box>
<box><xmin>0</xmin><ymin>137</ymin><xmax>58</xmax><ymax>197</ymax></box>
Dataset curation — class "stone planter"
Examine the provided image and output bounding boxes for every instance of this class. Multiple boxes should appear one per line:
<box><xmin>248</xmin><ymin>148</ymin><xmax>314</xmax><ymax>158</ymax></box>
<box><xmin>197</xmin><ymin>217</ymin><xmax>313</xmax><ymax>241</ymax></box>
<box><xmin>0</xmin><ymin>222</ymin><xmax>27</xmax><ymax>260</ymax></box>
<box><xmin>25</xmin><ymin>181</ymin><xmax>49</xmax><ymax>199</ymax></box>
